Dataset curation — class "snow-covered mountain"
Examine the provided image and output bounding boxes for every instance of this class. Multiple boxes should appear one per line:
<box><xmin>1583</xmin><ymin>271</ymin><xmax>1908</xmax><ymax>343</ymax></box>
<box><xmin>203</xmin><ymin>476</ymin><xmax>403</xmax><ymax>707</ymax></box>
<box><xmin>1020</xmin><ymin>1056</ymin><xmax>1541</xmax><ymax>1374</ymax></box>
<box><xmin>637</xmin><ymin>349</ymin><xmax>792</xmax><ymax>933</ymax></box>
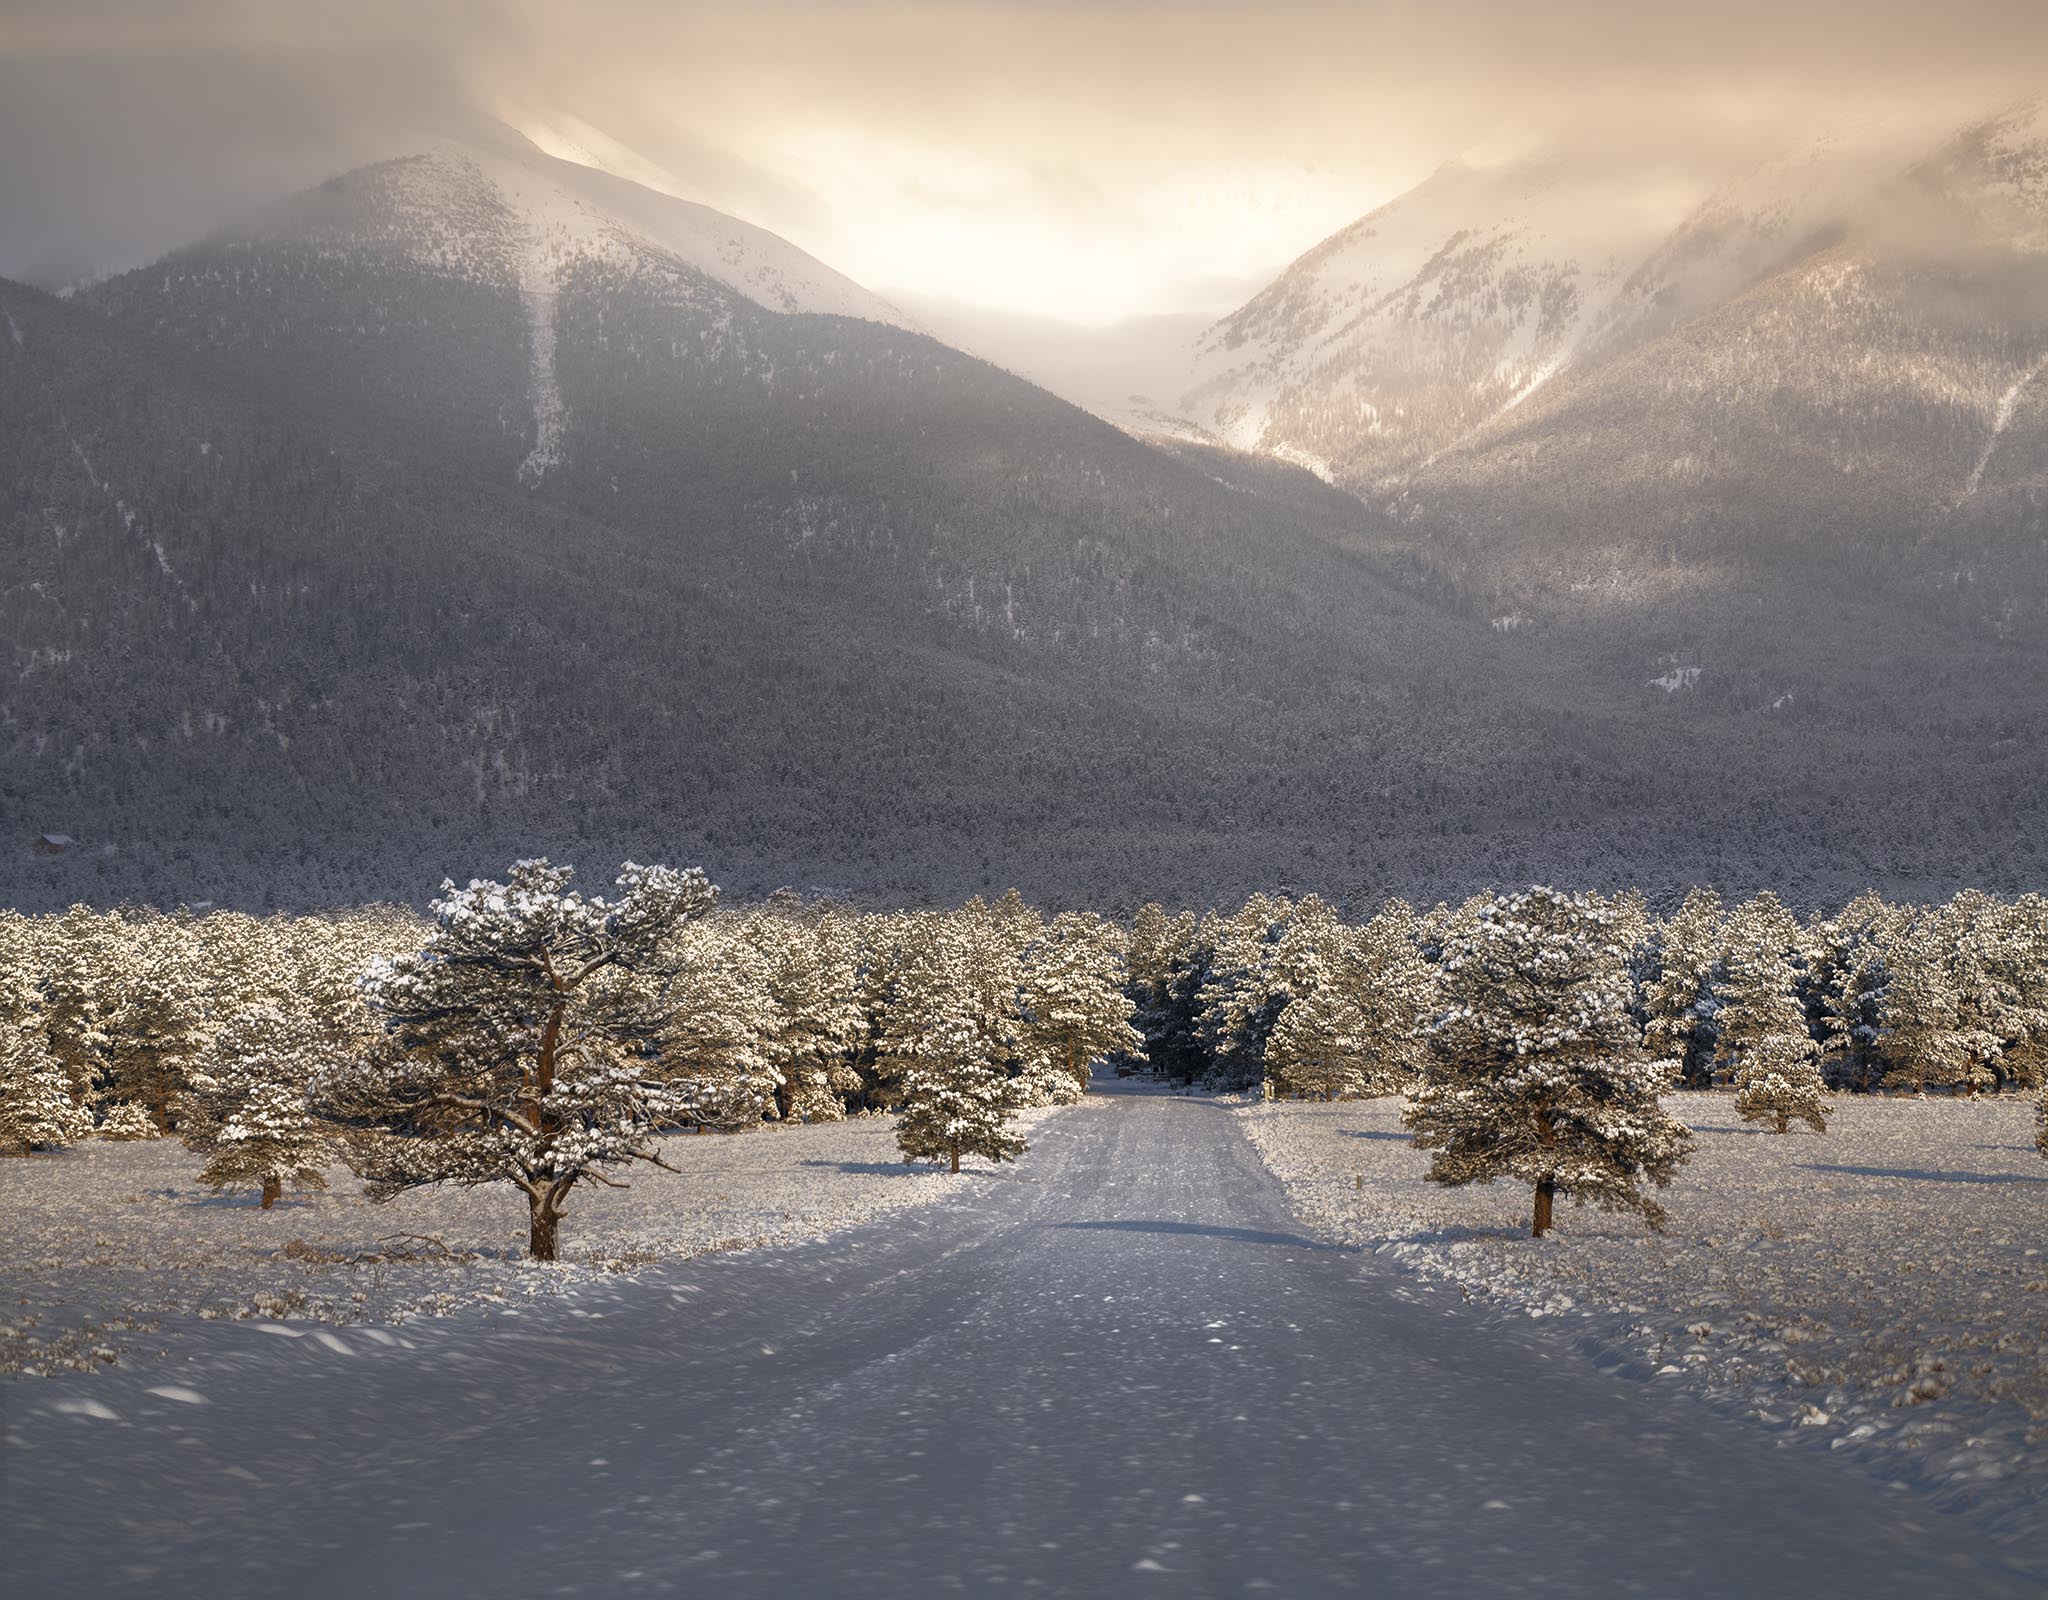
<box><xmin>1352</xmin><ymin>96</ymin><xmax>2048</xmax><ymax>646</ymax></box>
<box><xmin>244</xmin><ymin>127</ymin><xmax>912</xmax><ymax>328</ymax></box>
<box><xmin>83</xmin><ymin>126</ymin><xmax>915</xmax><ymax>492</ymax></box>
<box><xmin>1177</xmin><ymin>154</ymin><xmax>1685</xmax><ymax>485</ymax></box>
<box><xmin>1576</xmin><ymin>123</ymin><xmax>1926</xmax><ymax>365</ymax></box>
<box><xmin>13</xmin><ymin>113</ymin><xmax>2048</xmax><ymax>909</ymax></box>
<box><xmin>1176</xmin><ymin>101</ymin><xmax>2046</xmax><ymax>512</ymax></box>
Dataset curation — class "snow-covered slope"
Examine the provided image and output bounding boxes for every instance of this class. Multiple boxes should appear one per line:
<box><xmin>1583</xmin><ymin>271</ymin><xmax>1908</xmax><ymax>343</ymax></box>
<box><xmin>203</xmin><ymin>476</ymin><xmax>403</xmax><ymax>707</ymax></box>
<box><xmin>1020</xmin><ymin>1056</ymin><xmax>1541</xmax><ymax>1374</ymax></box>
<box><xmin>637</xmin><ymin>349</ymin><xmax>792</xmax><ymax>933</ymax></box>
<box><xmin>91</xmin><ymin>127</ymin><xmax>917</xmax><ymax>490</ymax></box>
<box><xmin>1179</xmin><ymin>155</ymin><xmax>1688</xmax><ymax>486</ymax></box>
<box><xmin>1930</xmin><ymin>96</ymin><xmax>2048</xmax><ymax>252</ymax></box>
<box><xmin>250</xmin><ymin>129</ymin><xmax>913</xmax><ymax>329</ymax></box>
<box><xmin>1578</xmin><ymin>123</ymin><xmax>1925</xmax><ymax>365</ymax></box>
<box><xmin>1177</xmin><ymin>102</ymin><xmax>2046</xmax><ymax>506</ymax></box>
<box><xmin>1375</xmin><ymin>95</ymin><xmax>2048</xmax><ymax>639</ymax></box>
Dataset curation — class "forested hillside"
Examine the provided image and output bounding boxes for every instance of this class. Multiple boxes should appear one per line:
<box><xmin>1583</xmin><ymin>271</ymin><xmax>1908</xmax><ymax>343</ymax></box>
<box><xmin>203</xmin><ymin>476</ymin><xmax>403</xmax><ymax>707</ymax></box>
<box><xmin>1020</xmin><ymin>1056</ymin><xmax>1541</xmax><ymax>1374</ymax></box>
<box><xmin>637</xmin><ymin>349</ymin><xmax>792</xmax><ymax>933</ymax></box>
<box><xmin>4</xmin><ymin>131</ymin><xmax>2046</xmax><ymax>912</ymax></box>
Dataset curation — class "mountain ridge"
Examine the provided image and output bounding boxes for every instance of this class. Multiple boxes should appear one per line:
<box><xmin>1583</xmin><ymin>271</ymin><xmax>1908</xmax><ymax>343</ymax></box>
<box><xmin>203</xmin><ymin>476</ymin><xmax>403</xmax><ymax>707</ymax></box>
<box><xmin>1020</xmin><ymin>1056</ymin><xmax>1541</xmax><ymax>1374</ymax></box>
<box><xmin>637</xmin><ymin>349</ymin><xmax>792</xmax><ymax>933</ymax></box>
<box><xmin>5</xmin><ymin>130</ymin><xmax>2045</xmax><ymax>913</ymax></box>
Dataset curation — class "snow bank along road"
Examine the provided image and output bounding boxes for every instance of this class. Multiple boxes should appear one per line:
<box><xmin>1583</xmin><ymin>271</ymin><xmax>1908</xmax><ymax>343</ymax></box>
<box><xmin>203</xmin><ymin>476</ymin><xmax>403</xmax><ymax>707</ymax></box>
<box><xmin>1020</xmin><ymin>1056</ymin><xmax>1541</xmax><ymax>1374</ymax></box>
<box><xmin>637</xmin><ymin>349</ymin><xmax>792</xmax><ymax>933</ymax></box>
<box><xmin>4</xmin><ymin>1092</ymin><xmax>2038</xmax><ymax>1598</ymax></box>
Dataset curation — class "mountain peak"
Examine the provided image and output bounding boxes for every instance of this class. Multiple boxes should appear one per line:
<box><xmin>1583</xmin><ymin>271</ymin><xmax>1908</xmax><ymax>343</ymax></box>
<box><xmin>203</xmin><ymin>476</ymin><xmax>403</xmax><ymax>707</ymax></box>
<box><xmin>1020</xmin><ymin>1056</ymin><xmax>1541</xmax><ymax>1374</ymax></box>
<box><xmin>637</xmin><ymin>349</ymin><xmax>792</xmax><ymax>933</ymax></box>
<box><xmin>219</xmin><ymin>129</ymin><xmax>913</xmax><ymax>331</ymax></box>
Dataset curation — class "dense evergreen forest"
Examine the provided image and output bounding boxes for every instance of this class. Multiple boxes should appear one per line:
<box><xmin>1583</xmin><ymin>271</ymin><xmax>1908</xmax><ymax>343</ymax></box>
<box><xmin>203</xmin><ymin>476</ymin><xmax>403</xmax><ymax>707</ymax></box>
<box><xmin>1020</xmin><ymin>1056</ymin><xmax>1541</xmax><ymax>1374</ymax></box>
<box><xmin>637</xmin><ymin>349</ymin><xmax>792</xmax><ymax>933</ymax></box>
<box><xmin>7</xmin><ymin>872</ymin><xmax>2044</xmax><ymax>1201</ymax></box>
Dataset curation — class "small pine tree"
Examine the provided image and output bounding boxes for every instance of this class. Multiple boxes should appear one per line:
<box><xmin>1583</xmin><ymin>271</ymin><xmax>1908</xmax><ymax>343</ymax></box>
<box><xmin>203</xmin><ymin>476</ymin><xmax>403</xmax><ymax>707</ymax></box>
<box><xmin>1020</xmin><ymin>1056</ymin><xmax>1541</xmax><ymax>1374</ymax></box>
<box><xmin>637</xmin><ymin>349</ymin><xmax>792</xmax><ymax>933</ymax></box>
<box><xmin>37</xmin><ymin>905</ymin><xmax>121</xmax><ymax>1111</ymax></box>
<box><xmin>896</xmin><ymin>1019</ymin><xmax>1029</xmax><ymax>1173</ymax></box>
<box><xmin>1261</xmin><ymin>898</ymin><xmax>1354</xmax><ymax>1099</ymax></box>
<box><xmin>1643</xmin><ymin>888</ymin><xmax>1725</xmax><ymax>1088</ymax></box>
<box><xmin>888</xmin><ymin>930</ymin><xmax>1027</xmax><ymax>1173</ymax></box>
<box><xmin>97</xmin><ymin>1101</ymin><xmax>161</xmax><ymax>1140</ymax></box>
<box><xmin>184</xmin><ymin>1005</ymin><xmax>334</xmax><ymax>1208</ymax></box>
<box><xmin>0</xmin><ymin>1023</ymin><xmax>93</xmax><ymax>1153</ymax></box>
<box><xmin>2036</xmin><ymin>1076</ymin><xmax>2047</xmax><ymax>1160</ymax></box>
<box><xmin>1405</xmin><ymin>887</ymin><xmax>1695</xmax><ymax>1236</ymax></box>
<box><xmin>1719</xmin><ymin>894</ymin><xmax>1830</xmax><ymax>1134</ymax></box>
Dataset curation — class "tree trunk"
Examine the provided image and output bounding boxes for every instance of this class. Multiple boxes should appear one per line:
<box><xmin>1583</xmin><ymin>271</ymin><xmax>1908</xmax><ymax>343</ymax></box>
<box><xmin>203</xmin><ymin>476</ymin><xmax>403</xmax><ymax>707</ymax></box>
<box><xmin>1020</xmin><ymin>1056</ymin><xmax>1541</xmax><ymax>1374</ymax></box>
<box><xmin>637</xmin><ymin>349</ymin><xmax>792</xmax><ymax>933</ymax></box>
<box><xmin>949</xmin><ymin>1148</ymin><xmax>961</xmax><ymax>1175</ymax></box>
<box><xmin>1532</xmin><ymin>1176</ymin><xmax>1556</xmax><ymax>1238</ymax></box>
<box><xmin>528</xmin><ymin>1198</ymin><xmax>560</xmax><ymax>1261</ymax></box>
<box><xmin>260</xmin><ymin>1174</ymin><xmax>281</xmax><ymax>1210</ymax></box>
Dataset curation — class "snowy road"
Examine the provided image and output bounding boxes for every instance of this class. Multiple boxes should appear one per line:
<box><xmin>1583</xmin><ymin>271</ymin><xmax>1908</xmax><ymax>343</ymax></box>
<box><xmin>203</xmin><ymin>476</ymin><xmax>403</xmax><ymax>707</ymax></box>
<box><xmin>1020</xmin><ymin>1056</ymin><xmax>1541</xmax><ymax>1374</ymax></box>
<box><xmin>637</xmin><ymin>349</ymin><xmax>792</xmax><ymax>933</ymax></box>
<box><xmin>5</xmin><ymin>1091</ymin><xmax>2038</xmax><ymax>1598</ymax></box>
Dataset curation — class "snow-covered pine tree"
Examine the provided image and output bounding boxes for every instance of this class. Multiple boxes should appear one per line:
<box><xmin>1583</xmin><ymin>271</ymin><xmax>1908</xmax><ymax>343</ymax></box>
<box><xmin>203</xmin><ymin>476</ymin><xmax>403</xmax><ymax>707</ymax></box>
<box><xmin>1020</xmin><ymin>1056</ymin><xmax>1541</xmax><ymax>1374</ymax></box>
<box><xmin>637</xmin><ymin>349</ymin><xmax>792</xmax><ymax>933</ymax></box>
<box><xmin>0</xmin><ymin>915</ymin><xmax>84</xmax><ymax>1153</ymax></box>
<box><xmin>1259</xmin><ymin>897</ymin><xmax>1349</xmax><ymax>1099</ymax></box>
<box><xmin>184</xmin><ymin>1004</ymin><xmax>334</xmax><ymax>1207</ymax></box>
<box><xmin>1718</xmin><ymin>893</ymin><xmax>1830</xmax><ymax>1133</ymax></box>
<box><xmin>1346</xmin><ymin>899</ymin><xmax>1440</xmax><ymax>1096</ymax></box>
<box><xmin>97</xmin><ymin>1101</ymin><xmax>161</xmax><ymax>1140</ymax></box>
<box><xmin>101</xmin><ymin>910</ymin><xmax>212</xmax><ymax>1133</ymax></box>
<box><xmin>744</xmin><ymin>908</ymin><xmax>866</xmax><ymax>1122</ymax></box>
<box><xmin>886</xmin><ymin>924</ymin><xmax>1027</xmax><ymax>1172</ymax></box>
<box><xmin>325</xmin><ymin>859</ymin><xmax>717</xmax><ymax>1260</ymax></box>
<box><xmin>1981</xmin><ymin>894</ymin><xmax>2048</xmax><ymax>1095</ymax></box>
<box><xmin>658</xmin><ymin>922</ymin><xmax>784</xmax><ymax>1131</ymax></box>
<box><xmin>1016</xmin><ymin>911</ymin><xmax>1141</xmax><ymax>1104</ymax></box>
<box><xmin>1810</xmin><ymin>892</ymin><xmax>1905</xmax><ymax>1092</ymax></box>
<box><xmin>1642</xmin><ymin>888</ymin><xmax>1725</xmax><ymax>1089</ymax></box>
<box><xmin>0</xmin><ymin>1021</ymin><xmax>93</xmax><ymax>1153</ymax></box>
<box><xmin>0</xmin><ymin>912</ymin><xmax>39</xmax><ymax>1032</ymax></box>
<box><xmin>1196</xmin><ymin>894</ymin><xmax>1294</xmax><ymax>1090</ymax></box>
<box><xmin>36</xmin><ymin>905</ymin><xmax>121</xmax><ymax>1111</ymax></box>
<box><xmin>951</xmin><ymin>896</ymin><xmax>1036</xmax><ymax>1103</ymax></box>
<box><xmin>1878</xmin><ymin>896</ymin><xmax>2007</xmax><ymax>1095</ymax></box>
<box><xmin>1262</xmin><ymin>918</ymin><xmax>1360</xmax><ymax>1100</ymax></box>
<box><xmin>1405</xmin><ymin>887</ymin><xmax>1695</xmax><ymax>1236</ymax></box>
<box><xmin>1261</xmin><ymin>895</ymin><xmax>1437</xmax><ymax>1101</ymax></box>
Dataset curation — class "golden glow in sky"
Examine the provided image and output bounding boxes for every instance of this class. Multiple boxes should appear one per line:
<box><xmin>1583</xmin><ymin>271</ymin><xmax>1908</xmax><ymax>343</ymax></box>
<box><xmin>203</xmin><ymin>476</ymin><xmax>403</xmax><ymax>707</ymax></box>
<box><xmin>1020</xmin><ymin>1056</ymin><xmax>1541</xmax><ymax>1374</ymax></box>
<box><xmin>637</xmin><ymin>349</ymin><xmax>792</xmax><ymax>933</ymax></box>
<box><xmin>520</xmin><ymin>112</ymin><xmax>1381</xmax><ymax>324</ymax></box>
<box><xmin>2</xmin><ymin>1</ymin><xmax>2042</xmax><ymax>325</ymax></box>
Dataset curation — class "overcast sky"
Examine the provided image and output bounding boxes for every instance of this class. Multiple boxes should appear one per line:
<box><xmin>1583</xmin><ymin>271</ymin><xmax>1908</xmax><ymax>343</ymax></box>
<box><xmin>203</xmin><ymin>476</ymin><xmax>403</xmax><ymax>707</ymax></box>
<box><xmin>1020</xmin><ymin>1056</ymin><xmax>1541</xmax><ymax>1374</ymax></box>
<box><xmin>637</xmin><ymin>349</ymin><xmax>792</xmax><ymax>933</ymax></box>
<box><xmin>1</xmin><ymin>2</ymin><xmax>2041</xmax><ymax>325</ymax></box>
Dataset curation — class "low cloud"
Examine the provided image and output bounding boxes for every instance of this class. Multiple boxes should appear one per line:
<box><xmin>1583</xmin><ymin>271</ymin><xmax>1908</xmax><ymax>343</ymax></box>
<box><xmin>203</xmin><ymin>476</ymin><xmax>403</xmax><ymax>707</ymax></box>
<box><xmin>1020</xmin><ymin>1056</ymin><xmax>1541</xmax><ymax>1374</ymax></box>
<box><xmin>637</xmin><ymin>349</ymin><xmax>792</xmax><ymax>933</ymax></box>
<box><xmin>1</xmin><ymin>2</ymin><xmax>2039</xmax><ymax>316</ymax></box>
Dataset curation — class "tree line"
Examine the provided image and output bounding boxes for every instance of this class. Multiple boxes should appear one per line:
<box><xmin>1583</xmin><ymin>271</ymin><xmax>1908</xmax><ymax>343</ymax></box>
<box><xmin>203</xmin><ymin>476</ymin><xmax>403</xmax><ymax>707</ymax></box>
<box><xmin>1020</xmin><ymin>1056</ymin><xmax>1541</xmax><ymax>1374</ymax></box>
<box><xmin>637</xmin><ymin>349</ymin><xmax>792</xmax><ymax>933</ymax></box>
<box><xmin>2</xmin><ymin>869</ymin><xmax>2044</xmax><ymax>1254</ymax></box>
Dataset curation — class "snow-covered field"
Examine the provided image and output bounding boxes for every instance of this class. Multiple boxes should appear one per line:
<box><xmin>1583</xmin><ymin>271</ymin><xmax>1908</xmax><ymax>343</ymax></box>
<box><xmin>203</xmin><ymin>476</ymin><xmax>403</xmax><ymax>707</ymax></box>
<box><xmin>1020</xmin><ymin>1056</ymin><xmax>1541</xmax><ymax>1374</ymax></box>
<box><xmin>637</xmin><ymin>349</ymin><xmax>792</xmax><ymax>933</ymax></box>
<box><xmin>1237</xmin><ymin>1092</ymin><xmax>2048</xmax><ymax>1543</ymax></box>
<box><xmin>0</xmin><ymin>1108</ymin><xmax>1070</xmax><ymax>1378</ymax></box>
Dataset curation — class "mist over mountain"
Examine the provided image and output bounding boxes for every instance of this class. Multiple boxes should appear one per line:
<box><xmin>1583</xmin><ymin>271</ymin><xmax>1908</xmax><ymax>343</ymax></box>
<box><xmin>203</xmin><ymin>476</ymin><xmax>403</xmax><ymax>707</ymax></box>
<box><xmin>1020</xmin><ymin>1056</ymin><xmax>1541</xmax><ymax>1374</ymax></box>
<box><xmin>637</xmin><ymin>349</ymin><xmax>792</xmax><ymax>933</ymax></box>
<box><xmin>5</xmin><ymin>116</ymin><xmax>2045</xmax><ymax>915</ymax></box>
<box><xmin>1160</xmin><ymin>101</ymin><xmax>2048</xmax><ymax>646</ymax></box>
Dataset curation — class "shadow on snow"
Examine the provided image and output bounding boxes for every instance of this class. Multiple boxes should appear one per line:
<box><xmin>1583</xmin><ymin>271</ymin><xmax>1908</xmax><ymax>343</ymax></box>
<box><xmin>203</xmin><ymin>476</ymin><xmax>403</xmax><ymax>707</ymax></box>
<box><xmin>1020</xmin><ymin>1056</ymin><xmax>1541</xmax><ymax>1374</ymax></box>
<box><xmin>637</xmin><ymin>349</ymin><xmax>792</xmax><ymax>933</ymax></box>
<box><xmin>1797</xmin><ymin>1163</ymin><xmax>2048</xmax><ymax>1186</ymax></box>
<box><xmin>1051</xmin><ymin>1219</ymin><xmax>1335</xmax><ymax>1250</ymax></box>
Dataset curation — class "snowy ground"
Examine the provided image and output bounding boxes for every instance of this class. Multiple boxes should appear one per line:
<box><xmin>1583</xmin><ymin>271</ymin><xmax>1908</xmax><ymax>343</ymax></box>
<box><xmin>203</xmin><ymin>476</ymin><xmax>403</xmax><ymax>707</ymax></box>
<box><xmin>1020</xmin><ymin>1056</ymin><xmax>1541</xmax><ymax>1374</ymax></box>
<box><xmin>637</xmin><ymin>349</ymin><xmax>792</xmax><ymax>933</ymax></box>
<box><xmin>12</xmin><ymin>1092</ymin><xmax>2040</xmax><ymax>1598</ymax></box>
<box><xmin>1236</xmin><ymin>1091</ymin><xmax>2047</xmax><ymax>1544</ymax></box>
<box><xmin>0</xmin><ymin>1109</ymin><xmax>1069</xmax><ymax>1378</ymax></box>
